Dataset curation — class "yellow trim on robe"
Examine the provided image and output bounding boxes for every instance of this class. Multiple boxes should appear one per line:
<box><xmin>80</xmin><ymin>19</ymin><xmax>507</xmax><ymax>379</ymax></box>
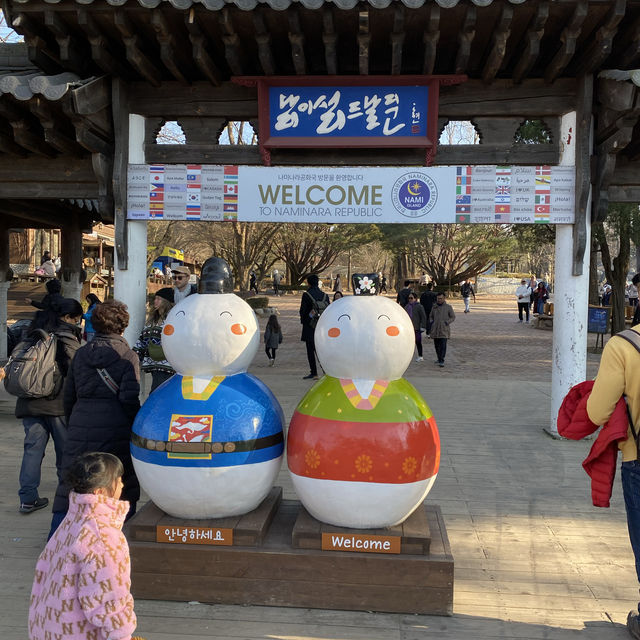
<box><xmin>181</xmin><ymin>376</ymin><xmax>225</xmax><ymax>401</ymax></box>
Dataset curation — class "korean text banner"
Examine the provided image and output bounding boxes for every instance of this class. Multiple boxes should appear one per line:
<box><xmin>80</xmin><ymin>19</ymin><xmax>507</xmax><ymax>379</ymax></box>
<box><xmin>269</xmin><ymin>86</ymin><xmax>428</xmax><ymax>138</ymax></box>
<box><xmin>127</xmin><ymin>164</ymin><xmax>576</xmax><ymax>224</ymax></box>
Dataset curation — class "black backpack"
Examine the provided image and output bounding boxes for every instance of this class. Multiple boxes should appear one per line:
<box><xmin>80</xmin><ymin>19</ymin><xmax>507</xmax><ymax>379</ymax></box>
<box><xmin>3</xmin><ymin>329</ymin><xmax>61</xmax><ymax>399</ymax></box>
<box><xmin>305</xmin><ymin>291</ymin><xmax>329</xmax><ymax>329</ymax></box>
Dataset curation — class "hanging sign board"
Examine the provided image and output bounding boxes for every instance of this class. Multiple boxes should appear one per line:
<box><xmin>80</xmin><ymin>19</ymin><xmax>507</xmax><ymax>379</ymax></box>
<box><xmin>232</xmin><ymin>75</ymin><xmax>466</xmax><ymax>165</ymax></box>
<box><xmin>128</xmin><ymin>164</ymin><xmax>575</xmax><ymax>224</ymax></box>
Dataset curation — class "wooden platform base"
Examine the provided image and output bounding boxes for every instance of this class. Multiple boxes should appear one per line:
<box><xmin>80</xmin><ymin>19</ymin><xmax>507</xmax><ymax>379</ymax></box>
<box><xmin>125</xmin><ymin>491</ymin><xmax>454</xmax><ymax>615</ymax></box>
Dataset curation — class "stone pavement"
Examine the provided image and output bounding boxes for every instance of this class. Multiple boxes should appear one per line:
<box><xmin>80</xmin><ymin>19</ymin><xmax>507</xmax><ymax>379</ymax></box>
<box><xmin>0</xmin><ymin>293</ymin><xmax>632</xmax><ymax>639</ymax></box>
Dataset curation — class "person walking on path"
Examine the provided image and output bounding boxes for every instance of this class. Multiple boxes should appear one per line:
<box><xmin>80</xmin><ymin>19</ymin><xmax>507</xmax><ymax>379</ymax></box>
<box><xmin>420</xmin><ymin>282</ymin><xmax>438</xmax><ymax>336</ymax></box>
<box><xmin>249</xmin><ymin>270</ymin><xmax>259</xmax><ymax>294</ymax></box>
<box><xmin>580</xmin><ymin>323</ymin><xmax>640</xmax><ymax>639</ymax></box>
<box><xmin>83</xmin><ymin>293</ymin><xmax>101</xmax><ymax>342</ymax></box>
<box><xmin>460</xmin><ymin>280</ymin><xmax>476</xmax><ymax>313</ymax></box>
<box><xmin>133</xmin><ymin>287</ymin><xmax>175</xmax><ymax>392</ymax></box>
<box><xmin>273</xmin><ymin>269</ymin><xmax>282</xmax><ymax>296</ymax></box>
<box><xmin>396</xmin><ymin>280</ymin><xmax>412</xmax><ymax>307</ymax></box>
<box><xmin>171</xmin><ymin>265</ymin><xmax>197</xmax><ymax>304</ymax></box>
<box><xmin>50</xmin><ymin>300</ymin><xmax>141</xmax><ymax>537</ymax></box>
<box><xmin>299</xmin><ymin>274</ymin><xmax>329</xmax><ymax>380</ymax></box>
<box><xmin>29</xmin><ymin>452</ymin><xmax>139</xmax><ymax>640</ymax></box>
<box><xmin>515</xmin><ymin>279</ymin><xmax>532</xmax><ymax>323</ymax></box>
<box><xmin>629</xmin><ymin>281</ymin><xmax>639</xmax><ymax>308</ymax></box>
<box><xmin>428</xmin><ymin>292</ymin><xmax>455</xmax><ymax>367</ymax></box>
<box><xmin>533</xmin><ymin>281</ymin><xmax>549</xmax><ymax>315</ymax></box>
<box><xmin>380</xmin><ymin>274</ymin><xmax>388</xmax><ymax>293</ymax></box>
<box><xmin>14</xmin><ymin>299</ymin><xmax>83</xmax><ymax>514</ymax></box>
<box><xmin>333</xmin><ymin>273</ymin><xmax>342</xmax><ymax>294</ymax></box>
<box><xmin>404</xmin><ymin>292</ymin><xmax>427</xmax><ymax>362</ymax></box>
<box><xmin>264</xmin><ymin>314</ymin><xmax>283</xmax><ymax>367</ymax></box>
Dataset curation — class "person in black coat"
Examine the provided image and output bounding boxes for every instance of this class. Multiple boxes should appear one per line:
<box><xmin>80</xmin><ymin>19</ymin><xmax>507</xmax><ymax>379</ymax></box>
<box><xmin>299</xmin><ymin>274</ymin><xmax>329</xmax><ymax>380</ymax></box>
<box><xmin>15</xmin><ymin>299</ymin><xmax>83</xmax><ymax>514</ymax></box>
<box><xmin>24</xmin><ymin>278</ymin><xmax>63</xmax><ymax>311</ymax></box>
<box><xmin>420</xmin><ymin>282</ymin><xmax>438</xmax><ymax>336</ymax></box>
<box><xmin>50</xmin><ymin>299</ymin><xmax>141</xmax><ymax>537</ymax></box>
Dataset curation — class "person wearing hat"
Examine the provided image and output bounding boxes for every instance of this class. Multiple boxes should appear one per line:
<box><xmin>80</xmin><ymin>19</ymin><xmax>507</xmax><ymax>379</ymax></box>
<box><xmin>515</xmin><ymin>278</ymin><xmax>532</xmax><ymax>323</ymax></box>
<box><xmin>134</xmin><ymin>287</ymin><xmax>176</xmax><ymax>393</ymax></box>
<box><xmin>171</xmin><ymin>265</ymin><xmax>197</xmax><ymax>304</ymax></box>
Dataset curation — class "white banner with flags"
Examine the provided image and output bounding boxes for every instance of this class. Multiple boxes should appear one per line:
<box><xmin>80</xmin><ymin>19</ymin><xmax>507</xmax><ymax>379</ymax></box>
<box><xmin>127</xmin><ymin>164</ymin><xmax>575</xmax><ymax>224</ymax></box>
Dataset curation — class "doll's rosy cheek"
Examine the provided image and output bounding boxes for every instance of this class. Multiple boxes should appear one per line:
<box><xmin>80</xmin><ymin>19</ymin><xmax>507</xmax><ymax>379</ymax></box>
<box><xmin>328</xmin><ymin>327</ymin><xmax>340</xmax><ymax>338</ymax></box>
<box><xmin>386</xmin><ymin>326</ymin><xmax>399</xmax><ymax>336</ymax></box>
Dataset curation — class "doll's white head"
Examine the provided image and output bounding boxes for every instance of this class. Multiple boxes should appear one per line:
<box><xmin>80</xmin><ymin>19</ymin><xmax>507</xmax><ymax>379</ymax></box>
<box><xmin>162</xmin><ymin>293</ymin><xmax>258</xmax><ymax>376</ymax></box>
<box><xmin>314</xmin><ymin>295</ymin><xmax>414</xmax><ymax>381</ymax></box>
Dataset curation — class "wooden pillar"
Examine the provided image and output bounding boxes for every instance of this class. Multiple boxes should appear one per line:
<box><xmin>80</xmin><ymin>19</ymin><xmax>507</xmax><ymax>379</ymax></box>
<box><xmin>0</xmin><ymin>224</ymin><xmax>11</xmax><ymax>361</ymax></box>
<box><xmin>61</xmin><ymin>215</ymin><xmax>85</xmax><ymax>301</ymax></box>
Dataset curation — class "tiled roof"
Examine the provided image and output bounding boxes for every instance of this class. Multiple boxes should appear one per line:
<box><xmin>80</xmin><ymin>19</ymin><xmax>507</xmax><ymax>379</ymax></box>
<box><xmin>11</xmin><ymin>0</ymin><xmax>529</xmax><ymax>9</ymax></box>
<box><xmin>0</xmin><ymin>46</ymin><xmax>83</xmax><ymax>100</ymax></box>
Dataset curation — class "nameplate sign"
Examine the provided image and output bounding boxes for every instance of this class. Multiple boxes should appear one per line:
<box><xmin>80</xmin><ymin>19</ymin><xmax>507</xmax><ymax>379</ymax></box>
<box><xmin>321</xmin><ymin>533</ymin><xmax>401</xmax><ymax>554</ymax></box>
<box><xmin>157</xmin><ymin>525</ymin><xmax>233</xmax><ymax>546</ymax></box>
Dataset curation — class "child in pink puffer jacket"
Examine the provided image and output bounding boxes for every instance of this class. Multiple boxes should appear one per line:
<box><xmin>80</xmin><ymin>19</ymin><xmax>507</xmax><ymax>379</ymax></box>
<box><xmin>28</xmin><ymin>452</ymin><xmax>139</xmax><ymax>640</ymax></box>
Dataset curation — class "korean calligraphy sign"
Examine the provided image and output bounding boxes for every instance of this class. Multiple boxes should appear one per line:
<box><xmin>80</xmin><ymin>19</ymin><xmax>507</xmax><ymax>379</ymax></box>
<box><xmin>232</xmin><ymin>76</ymin><xmax>466</xmax><ymax>166</ymax></box>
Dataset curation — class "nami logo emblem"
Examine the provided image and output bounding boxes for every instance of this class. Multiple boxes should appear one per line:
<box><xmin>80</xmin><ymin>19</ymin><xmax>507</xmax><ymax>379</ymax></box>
<box><xmin>391</xmin><ymin>172</ymin><xmax>438</xmax><ymax>218</ymax></box>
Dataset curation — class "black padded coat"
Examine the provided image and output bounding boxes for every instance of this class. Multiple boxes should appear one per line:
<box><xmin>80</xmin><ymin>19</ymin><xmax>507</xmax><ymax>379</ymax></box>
<box><xmin>53</xmin><ymin>333</ymin><xmax>141</xmax><ymax>513</ymax></box>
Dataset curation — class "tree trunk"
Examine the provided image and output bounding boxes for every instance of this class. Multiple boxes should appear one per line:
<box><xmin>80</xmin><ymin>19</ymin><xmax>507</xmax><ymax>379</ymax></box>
<box><xmin>588</xmin><ymin>234</ymin><xmax>600</xmax><ymax>306</ymax></box>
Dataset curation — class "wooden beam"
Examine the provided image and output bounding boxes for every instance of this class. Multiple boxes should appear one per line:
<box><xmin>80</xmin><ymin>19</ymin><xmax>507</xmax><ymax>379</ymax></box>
<box><xmin>573</xmin><ymin>0</ymin><xmax>626</xmax><ymax>75</ymax></box>
<box><xmin>439</xmin><ymin>78</ymin><xmax>577</xmax><ymax>117</ymax></box>
<box><xmin>114</xmin><ymin>11</ymin><xmax>163</xmax><ymax>87</ymax></box>
<box><xmin>3</xmin><ymin>118</ymin><xmax>56</xmax><ymax>158</ymax></box>
<box><xmin>77</xmin><ymin>10</ymin><xmax>131</xmax><ymax>79</ymax></box>
<box><xmin>0</xmin><ymin>130</ymin><xmax>28</xmax><ymax>157</ymax></box>
<box><xmin>0</xmin><ymin>204</ymin><xmax>69</xmax><ymax>228</ymax></box>
<box><xmin>544</xmin><ymin>0</ymin><xmax>588</xmax><ymax>84</ymax></box>
<box><xmin>289</xmin><ymin>8</ymin><xmax>307</xmax><ymax>75</ymax></box>
<box><xmin>573</xmin><ymin>74</ymin><xmax>592</xmax><ymax>275</ymax></box>
<box><xmin>44</xmin><ymin>10</ymin><xmax>88</xmax><ymax>75</ymax></box>
<box><xmin>609</xmin><ymin>185</ymin><xmax>640</xmax><ymax>201</ymax></box>
<box><xmin>12</xmin><ymin>13</ymin><xmax>62</xmax><ymax>74</ymax></box>
<box><xmin>253</xmin><ymin>9</ymin><xmax>275</xmax><ymax>76</ymax></box>
<box><xmin>60</xmin><ymin>213</ymin><xmax>85</xmax><ymax>289</ymax></box>
<box><xmin>145</xmin><ymin>143</ymin><xmax>260</xmax><ymax>165</ymax></box>
<box><xmin>482</xmin><ymin>4</ymin><xmax>513</xmax><ymax>85</ymax></box>
<box><xmin>220</xmin><ymin>8</ymin><xmax>244</xmax><ymax>76</ymax></box>
<box><xmin>390</xmin><ymin>5</ymin><xmax>405</xmax><ymax>76</ymax></box>
<box><xmin>618</xmin><ymin>16</ymin><xmax>640</xmax><ymax>68</ymax></box>
<box><xmin>455</xmin><ymin>7</ymin><xmax>476</xmax><ymax>76</ymax></box>
<box><xmin>185</xmin><ymin>13</ymin><xmax>222</xmax><ymax>86</ymax></box>
<box><xmin>92</xmin><ymin>152</ymin><xmax>114</xmax><ymax>222</ymax></box>
<box><xmin>112</xmin><ymin>78</ymin><xmax>129</xmax><ymax>270</ymax></box>
<box><xmin>323</xmin><ymin>7</ymin><xmax>338</xmax><ymax>76</ymax></box>
<box><xmin>435</xmin><ymin>143</ymin><xmax>559</xmax><ymax>165</ymax></box>
<box><xmin>358</xmin><ymin>9</ymin><xmax>369</xmax><ymax>76</ymax></box>
<box><xmin>29</xmin><ymin>98</ymin><xmax>83</xmax><ymax>156</ymax></box>
<box><xmin>151</xmin><ymin>10</ymin><xmax>190</xmax><ymax>85</ymax></box>
<box><xmin>513</xmin><ymin>3</ymin><xmax>549</xmax><ymax>84</ymax></box>
<box><xmin>128</xmin><ymin>81</ymin><xmax>258</xmax><ymax>119</ymax></box>
<box><xmin>72</xmin><ymin>76</ymin><xmax>111</xmax><ymax>116</ymax></box>
<box><xmin>422</xmin><ymin>6</ymin><xmax>440</xmax><ymax>75</ymax></box>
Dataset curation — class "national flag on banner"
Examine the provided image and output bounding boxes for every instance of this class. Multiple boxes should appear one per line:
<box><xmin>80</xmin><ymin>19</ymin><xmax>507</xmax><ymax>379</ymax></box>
<box><xmin>457</xmin><ymin>214</ymin><xmax>470</xmax><ymax>223</ymax></box>
<box><xmin>495</xmin><ymin>196</ymin><xmax>510</xmax><ymax>204</ymax></box>
<box><xmin>149</xmin><ymin>166</ymin><xmax>164</xmax><ymax>183</ymax></box>
<box><xmin>187</xmin><ymin>192</ymin><xmax>201</xmax><ymax>204</ymax></box>
<box><xmin>456</xmin><ymin>185</ymin><xmax>471</xmax><ymax>195</ymax></box>
<box><xmin>149</xmin><ymin>203</ymin><xmax>164</xmax><ymax>210</ymax></box>
<box><xmin>224</xmin><ymin>165</ymin><xmax>239</xmax><ymax>175</ymax></box>
<box><xmin>150</xmin><ymin>190</ymin><xmax>164</xmax><ymax>200</ymax></box>
<box><xmin>186</xmin><ymin>206</ymin><xmax>201</xmax><ymax>219</ymax></box>
<box><xmin>187</xmin><ymin>170</ymin><xmax>201</xmax><ymax>184</ymax></box>
<box><xmin>456</xmin><ymin>195</ymin><xmax>471</xmax><ymax>205</ymax></box>
<box><xmin>535</xmin><ymin>193</ymin><xmax>549</xmax><ymax>204</ymax></box>
<box><xmin>495</xmin><ymin>213</ymin><xmax>511</xmax><ymax>222</ymax></box>
<box><xmin>224</xmin><ymin>183</ymin><xmax>238</xmax><ymax>195</ymax></box>
<box><xmin>495</xmin><ymin>204</ymin><xmax>511</xmax><ymax>214</ymax></box>
<box><xmin>456</xmin><ymin>176</ymin><xmax>471</xmax><ymax>186</ymax></box>
<box><xmin>456</xmin><ymin>166</ymin><xmax>472</xmax><ymax>176</ymax></box>
<box><xmin>150</xmin><ymin>183</ymin><xmax>164</xmax><ymax>193</ymax></box>
<box><xmin>496</xmin><ymin>185</ymin><xmax>510</xmax><ymax>195</ymax></box>
<box><xmin>496</xmin><ymin>166</ymin><xmax>511</xmax><ymax>175</ymax></box>
<box><xmin>535</xmin><ymin>204</ymin><xmax>550</xmax><ymax>214</ymax></box>
<box><xmin>456</xmin><ymin>205</ymin><xmax>470</xmax><ymax>214</ymax></box>
<box><xmin>536</xmin><ymin>165</ymin><xmax>551</xmax><ymax>175</ymax></box>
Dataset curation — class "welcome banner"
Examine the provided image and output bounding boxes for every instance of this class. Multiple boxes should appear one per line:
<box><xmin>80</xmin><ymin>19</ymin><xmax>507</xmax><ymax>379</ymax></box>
<box><xmin>127</xmin><ymin>164</ymin><xmax>575</xmax><ymax>225</ymax></box>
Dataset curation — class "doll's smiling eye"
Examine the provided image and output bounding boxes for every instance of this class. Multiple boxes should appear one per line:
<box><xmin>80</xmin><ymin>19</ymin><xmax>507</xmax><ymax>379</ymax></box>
<box><xmin>378</xmin><ymin>314</ymin><xmax>390</xmax><ymax>320</ymax></box>
<box><xmin>337</xmin><ymin>314</ymin><xmax>351</xmax><ymax>321</ymax></box>
<box><xmin>175</xmin><ymin>310</ymin><xmax>185</xmax><ymax>317</ymax></box>
<box><xmin>220</xmin><ymin>311</ymin><xmax>232</xmax><ymax>317</ymax></box>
